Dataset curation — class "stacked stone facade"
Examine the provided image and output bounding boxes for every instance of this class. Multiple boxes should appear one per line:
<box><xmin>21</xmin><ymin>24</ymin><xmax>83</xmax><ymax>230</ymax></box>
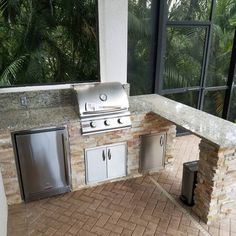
<box><xmin>0</xmin><ymin>112</ymin><xmax>176</xmax><ymax>205</ymax></box>
<box><xmin>0</xmin><ymin>131</ymin><xmax>21</xmax><ymax>204</ymax></box>
<box><xmin>68</xmin><ymin>112</ymin><xmax>176</xmax><ymax>191</ymax></box>
<box><xmin>193</xmin><ymin>138</ymin><xmax>236</xmax><ymax>224</ymax></box>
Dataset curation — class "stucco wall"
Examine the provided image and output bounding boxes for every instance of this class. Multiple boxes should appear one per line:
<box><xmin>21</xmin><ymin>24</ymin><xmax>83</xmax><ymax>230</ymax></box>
<box><xmin>98</xmin><ymin>0</ymin><xmax>128</xmax><ymax>84</ymax></box>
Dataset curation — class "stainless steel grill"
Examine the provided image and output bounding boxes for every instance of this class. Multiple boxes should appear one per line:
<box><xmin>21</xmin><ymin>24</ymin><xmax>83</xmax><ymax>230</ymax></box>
<box><xmin>75</xmin><ymin>82</ymin><xmax>132</xmax><ymax>135</ymax></box>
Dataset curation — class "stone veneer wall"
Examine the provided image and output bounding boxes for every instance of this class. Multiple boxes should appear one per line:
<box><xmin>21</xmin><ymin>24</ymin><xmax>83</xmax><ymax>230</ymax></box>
<box><xmin>0</xmin><ymin>112</ymin><xmax>176</xmax><ymax>205</ymax></box>
<box><xmin>0</xmin><ymin>132</ymin><xmax>21</xmax><ymax>204</ymax></box>
<box><xmin>193</xmin><ymin>138</ymin><xmax>236</xmax><ymax>224</ymax></box>
<box><xmin>68</xmin><ymin>112</ymin><xmax>176</xmax><ymax>191</ymax></box>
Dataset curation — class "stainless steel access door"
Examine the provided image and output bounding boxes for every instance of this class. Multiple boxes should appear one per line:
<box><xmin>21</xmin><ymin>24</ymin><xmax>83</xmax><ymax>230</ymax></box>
<box><xmin>107</xmin><ymin>144</ymin><xmax>126</xmax><ymax>179</ymax></box>
<box><xmin>140</xmin><ymin>133</ymin><xmax>166</xmax><ymax>173</ymax></box>
<box><xmin>85</xmin><ymin>147</ymin><xmax>107</xmax><ymax>184</ymax></box>
<box><xmin>85</xmin><ymin>142</ymin><xmax>127</xmax><ymax>184</ymax></box>
<box><xmin>14</xmin><ymin>128</ymin><xmax>71</xmax><ymax>201</ymax></box>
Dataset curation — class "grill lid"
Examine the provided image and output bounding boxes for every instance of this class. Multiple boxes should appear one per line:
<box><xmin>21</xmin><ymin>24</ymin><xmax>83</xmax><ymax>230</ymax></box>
<box><xmin>75</xmin><ymin>82</ymin><xmax>129</xmax><ymax>117</ymax></box>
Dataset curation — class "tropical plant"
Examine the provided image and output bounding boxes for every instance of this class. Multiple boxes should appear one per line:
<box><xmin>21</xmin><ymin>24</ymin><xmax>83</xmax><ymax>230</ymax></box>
<box><xmin>163</xmin><ymin>0</ymin><xmax>236</xmax><ymax>117</ymax></box>
<box><xmin>0</xmin><ymin>0</ymin><xmax>98</xmax><ymax>87</ymax></box>
<box><xmin>167</xmin><ymin>0</ymin><xmax>211</xmax><ymax>21</ymax></box>
<box><xmin>163</xmin><ymin>26</ymin><xmax>206</xmax><ymax>89</ymax></box>
<box><xmin>128</xmin><ymin>0</ymin><xmax>153</xmax><ymax>95</ymax></box>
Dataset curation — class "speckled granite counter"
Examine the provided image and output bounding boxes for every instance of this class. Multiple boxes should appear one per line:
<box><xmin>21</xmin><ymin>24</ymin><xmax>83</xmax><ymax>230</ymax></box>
<box><xmin>131</xmin><ymin>94</ymin><xmax>236</xmax><ymax>224</ymax></box>
<box><xmin>0</xmin><ymin>106</ymin><xmax>79</xmax><ymax>131</ymax></box>
<box><xmin>130</xmin><ymin>94</ymin><xmax>236</xmax><ymax>148</ymax></box>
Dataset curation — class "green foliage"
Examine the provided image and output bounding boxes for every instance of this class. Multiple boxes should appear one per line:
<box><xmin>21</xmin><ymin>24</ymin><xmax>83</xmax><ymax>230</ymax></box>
<box><xmin>228</xmin><ymin>90</ymin><xmax>236</xmax><ymax>122</ymax></box>
<box><xmin>0</xmin><ymin>54</ymin><xmax>28</xmax><ymax>85</ymax></box>
<box><xmin>128</xmin><ymin>0</ymin><xmax>153</xmax><ymax>95</ymax></box>
<box><xmin>167</xmin><ymin>0</ymin><xmax>211</xmax><ymax>21</ymax></box>
<box><xmin>206</xmin><ymin>0</ymin><xmax>236</xmax><ymax>87</ymax></box>
<box><xmin>163</xmin><ymin>27</ymin><xmax>205</xmax><ymax>89</ymax></box>
<box><xmin>164</xmin><ymin>0</ymin><xmax>236</xmax><ymax>91</ymax></box>
<box><xmin>164</xmin><ymin>0</ymin><xmax>236</xmax><ymax>117</ymax></box>
<box><xmin>165</xmin><ymin>91</ymin><xmax>198</xmax><ymax>108</ymax></box>
<box><xmin>0</xmin><ymin>0</ymin><xmax>98</xmax><ymax>86</ymax></box>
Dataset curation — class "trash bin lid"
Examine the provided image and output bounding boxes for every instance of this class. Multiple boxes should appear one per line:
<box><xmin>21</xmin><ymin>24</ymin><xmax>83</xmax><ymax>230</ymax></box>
<box><xmin>183</xmin><ymin>160</ymin><xmax>198</xmax><ymax>172</ymax></box>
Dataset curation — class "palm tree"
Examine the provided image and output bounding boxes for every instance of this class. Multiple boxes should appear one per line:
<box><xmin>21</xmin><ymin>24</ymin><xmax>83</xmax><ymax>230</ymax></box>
<box><xmin>164</xmin><ymin>0</ymin><xmax>236</xmax><ymax>117</ymax></box>
<box><xmin>0</xmin><ymin>0</ymin><xmax>98</xmax><ymax>86</ymax></box>
<box><xmin>128</xmin><ymin>0</ymin><xmax>153</xmax><ymax>95</ymax></box>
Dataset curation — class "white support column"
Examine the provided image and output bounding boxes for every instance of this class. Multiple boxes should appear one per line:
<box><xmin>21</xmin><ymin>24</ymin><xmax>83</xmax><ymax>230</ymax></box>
<box><xmin>0</xmin><ymin>171</ymin><xmax>7</xmax><ymax>236</ymax></box>
<box><xmin>98</xmin><ymin>0</ymin><xmax>128</xmax><ymax>84</ymax></box>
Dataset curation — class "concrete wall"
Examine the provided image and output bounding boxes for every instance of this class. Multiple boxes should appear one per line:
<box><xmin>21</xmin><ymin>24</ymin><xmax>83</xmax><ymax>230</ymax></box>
<box><xmin>0</xmin><ymin>169</ymin><xmax>7</xmax><ymax>236</ymax></box>
<box><xmin>98</xmin><ymin>0</ymin><xmax>128</xmax><ymax>84</ymax></box>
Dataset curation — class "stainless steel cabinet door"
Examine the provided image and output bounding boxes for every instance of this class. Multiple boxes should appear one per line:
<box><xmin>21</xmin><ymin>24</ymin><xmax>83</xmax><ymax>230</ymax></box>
<box><xmin>107</xmin><ymin>144</ymin><xmax>126</xmax><ymax>179</ymax></box>
<box><xmin>85</xmin><ymin>147</ymin><xmax>107</xmax><ymax>184</ymax></box>
<box><xmin>140</xmin><ymin>133</ymin><xmax>165</xmax><ymax>172</ymax></box>
<box><xmin>15</xmin><ymin>129</ymin><xmax>68</xmax><ymax>200</ymax></box>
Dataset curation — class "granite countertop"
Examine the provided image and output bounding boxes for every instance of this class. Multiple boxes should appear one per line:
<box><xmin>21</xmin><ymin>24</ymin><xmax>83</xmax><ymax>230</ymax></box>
<box><xmin>130</xmin><ymin>94</ymin><xmax>236</xmax><ymax>148</ymax></box>
<box><xmin>1</xmin><ymin>93</ymin><xmax>236</xmax><ymax>148</ymax></box>
<box><xmin>0</xmin><ymin>106</ymin><xmax>79</xmax><ymax>131</ymax></box>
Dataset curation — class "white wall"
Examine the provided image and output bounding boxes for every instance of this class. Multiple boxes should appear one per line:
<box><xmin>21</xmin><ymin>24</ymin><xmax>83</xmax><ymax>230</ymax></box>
<box><xmin>0</xmin><ymin>170</ymin><xmax>7</xmax><ymax>236</ymax></box>
<box><xmin>98</xmin><ymin>0</ymin><xmax>128</xmax><ymax>84</ymax></box>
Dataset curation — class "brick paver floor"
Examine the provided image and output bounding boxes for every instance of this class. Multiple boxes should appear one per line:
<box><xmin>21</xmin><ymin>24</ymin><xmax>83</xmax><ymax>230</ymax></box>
<box><xmin>7</xmin><ymin>135</ymin><xmax>236</xmax><ymax>235</ymax></box>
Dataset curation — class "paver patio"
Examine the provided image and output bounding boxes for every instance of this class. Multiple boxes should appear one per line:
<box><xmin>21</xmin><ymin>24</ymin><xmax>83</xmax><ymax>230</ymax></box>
<box><xmin>8</xmin><ymin>135</ymin><xmax>236</xmax><ymax>236</ymax></box>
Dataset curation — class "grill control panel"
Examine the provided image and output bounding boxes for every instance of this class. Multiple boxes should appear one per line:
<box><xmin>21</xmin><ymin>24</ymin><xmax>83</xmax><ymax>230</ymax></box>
<box><xmin>81</xmin><ymin>115</ymin><xmax>131</xmax><ymax>135</ymax></box>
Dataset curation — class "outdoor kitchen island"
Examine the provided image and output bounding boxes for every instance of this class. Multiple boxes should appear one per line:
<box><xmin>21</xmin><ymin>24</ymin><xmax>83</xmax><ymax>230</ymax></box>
<box><xmin>0</xmin><ymin>88</ymin><xmax>176</xmax><ymax>206</ymax></box>
<box><xmin>130</xmin><ymin>94</ymin><xmax>236</xmax><ymax>224</ymax></box>
<box><xmin>1</xmin><ymin>90</ymin><xmax>236</xmax><ymax>226</ymax></box>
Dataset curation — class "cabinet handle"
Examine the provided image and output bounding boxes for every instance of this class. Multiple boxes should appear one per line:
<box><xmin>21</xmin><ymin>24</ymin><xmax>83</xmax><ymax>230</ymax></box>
<box><xmin>160</xmin><ymin>136</ymin><xmax>164</xmax><ymax>146</ymax></box>
<box><xmin>102</xmin><ymin>150</ymin><xmax>106</xmax><ymax>161</ymax></box>
<box><xmin>108</xmin><ymin>149</ymin><xmax>111</xmax><ymax>160</ymax></box>
<box><xmin>61</xmin><ymin>133</ymin><xmax>69</xmax><ymax>184</ymax></box>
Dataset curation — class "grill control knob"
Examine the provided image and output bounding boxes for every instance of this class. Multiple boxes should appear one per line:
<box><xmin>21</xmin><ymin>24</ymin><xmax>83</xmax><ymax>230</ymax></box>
<box><xmin>90</xmin><ymin>122</ymin><xmax>96</xmax><ymax>128</ymax></box>
<box><xmin>118</xmin><ymin>118</ymin><xmax>124</xmax><ymax>124</ymax></box>
<box><xmin>104</xmin><ymin>120</ymin><xmax>110</xmax><ymax>126</ymax></box>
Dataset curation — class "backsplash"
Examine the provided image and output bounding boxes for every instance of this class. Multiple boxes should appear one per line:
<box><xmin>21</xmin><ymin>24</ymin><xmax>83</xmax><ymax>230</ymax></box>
<box><xmin>0</xmin><ymin>89</ymin><xmax>76</xmax><ymax>112</ymax></box>
<box><xmin>0</xmin><ymin>83</ymin><xmax>130</xmax><ymax>112</ymax></box>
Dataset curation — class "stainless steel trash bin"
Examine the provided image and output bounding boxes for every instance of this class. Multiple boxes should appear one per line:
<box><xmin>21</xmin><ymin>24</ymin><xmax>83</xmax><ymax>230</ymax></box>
<box><xmin>180</xmin><ymin>160</ymin><xmax>198</xmax><ymax>206</ymax></box>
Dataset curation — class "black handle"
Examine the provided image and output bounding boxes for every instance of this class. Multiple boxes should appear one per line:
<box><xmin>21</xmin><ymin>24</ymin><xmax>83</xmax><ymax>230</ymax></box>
<box><xmin>108</xmin><ymin>149</ymin><xmax>111</xmax><ymax>160</ymax></box>
<box><xmin>61</xmin><ymin>133</ymin><xmax>69</xmax><ymax>184</ymax></box>
<box><xmin>160</xmin><ymin>136</ymin><xmax>164</xmax><ymax>146</ymax></box>
<box><xmin>102</xmin><ymin>150</ymin><xmax>106</xmax><ymax>161</ymax></box>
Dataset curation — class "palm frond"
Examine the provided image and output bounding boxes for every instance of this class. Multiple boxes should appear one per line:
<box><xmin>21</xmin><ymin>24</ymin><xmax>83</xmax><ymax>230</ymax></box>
<box><xmin>0</xmin><ymin>0</ymin><xmax>8</xmax><ymax>15</ymax></box>
<box><xmin>128</xmin><ymin>11</ymin><xmax>150</xmax><ymax>39</ymax></box>
<box><xmin>0</xmin><ymin>55</ymin><xmax>28</xmax><ymax>85</ymax></box>
<box><xmin>212</xmin><ymin>91</ymin><xmax>224</xmax><ymax>116</ymax></box>
<box><xmin>164</xmin><ymin>64</ymin><xmax>190</xmax><ymax>88</ymax></box>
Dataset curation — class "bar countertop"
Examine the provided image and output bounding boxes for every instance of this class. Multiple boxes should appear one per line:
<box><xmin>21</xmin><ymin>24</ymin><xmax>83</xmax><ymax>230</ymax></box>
<box><xmin>130</xmin><ymin>94</ymin><xmax>236</xmax><ymax>148</ymax></box>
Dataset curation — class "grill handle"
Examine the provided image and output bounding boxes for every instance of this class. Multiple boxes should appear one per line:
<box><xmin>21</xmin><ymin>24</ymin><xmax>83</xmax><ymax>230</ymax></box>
<box><xmin>83</xmin><ymin>108</ymin><xmax>127</xmax><ymax>115</ymax></box>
